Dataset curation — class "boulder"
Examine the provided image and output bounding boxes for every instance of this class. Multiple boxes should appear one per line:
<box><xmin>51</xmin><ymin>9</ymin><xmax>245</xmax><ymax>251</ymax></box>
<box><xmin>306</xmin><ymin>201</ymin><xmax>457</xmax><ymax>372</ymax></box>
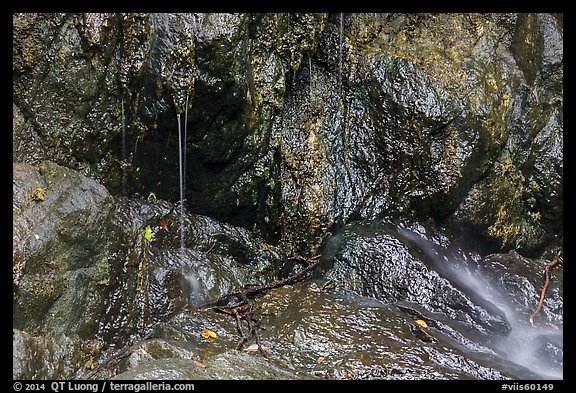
<box><xmin>13</xmin><ymin>161</ymin><xmax>116</xmax><ymax>378</ymax></box>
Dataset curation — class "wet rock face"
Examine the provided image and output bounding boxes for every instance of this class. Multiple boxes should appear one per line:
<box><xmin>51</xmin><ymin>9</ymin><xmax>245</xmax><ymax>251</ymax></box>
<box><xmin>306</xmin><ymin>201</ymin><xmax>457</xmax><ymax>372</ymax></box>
<box><xmin>12</xmin><ymin>162</ymin><xmax>292</xmax><ymax>379</ymax></box>
<box><xmin>279</xmin><ymin>52</ymin><xmax>492</xmax><ymax>249</ymax></box>
<box><xmin>13</xmin><ymin>14</ymin><xmax>141</xmax><ymax>167</ymax></box>
<box><xmin>12</xmin><ymin>162</ymin><xmax>562</xmax><ymax>380</ymax></box>
<box><xmin>283</xmin><ymin>12</ymin><xmax>562</xmax><ymax>255</ymax></box>
<box><xmin>322</xmin><ymin>221</ymin><xmax>511</xmax><ymax>339</ymax></box>
<box><xmin>112</xmin><ymin>281</ymin><xmax>510</xmax><ymax>380</ymax></box>
<box><xmin>13</xmin><ymin>13</ymin><xmax>562</xmax><ymax>380</ymax></box>
<box><xmin>101</xmin><ymin>223</ymin><xmax>560</xmax><ymax>380</ymax></box>
<box><xmin>13</xmin><ymin>162</ymin><xmax>116</xmax><ymax>337</ymax></box>
<box><xmin>180</xmin><ymin>14</ymin><xmax>328</xmax><ymax>238</ymax></box>
<box><xmin>444</xmin><ymin>13</ymin><xmax>563</xmax><ymax>255</ymax></box>
<box><xmin>13</xmin><ymin>162</ymin><xmax>119</xmax><ymax>379</ymax></box>
<box><xmin>13</xmin><ymin>329</ymin><xmax>83</xmax><ymax>380</ymax></box>
<box><xmin>13</xmin><ymin>13</ymin><xmax>562</xmax><ymax>256</ymax></box>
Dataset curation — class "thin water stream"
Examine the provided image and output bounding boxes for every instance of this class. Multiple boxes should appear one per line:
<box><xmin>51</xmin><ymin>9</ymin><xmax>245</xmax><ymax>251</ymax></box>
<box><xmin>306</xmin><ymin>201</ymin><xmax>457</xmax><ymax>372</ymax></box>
<box><xmin>176</xmin><ymin>95</ymin><xmax>190</xmax><ymax>250</ymax></box>
<box><xmin>177</xmin><ymin>113</ymin><xmax>185</xmax><ymax>249</ymax></box>
<box><xmin>338</xmin><ymin>13</ymin><xmax>343</xmax><ymax>97</ymax></box>
<box><xmin>183</xmin><ymin>94</ymin><xmax>188</xmax><ymax>200</ymax></box>
<box><xmin>121</xmin><ymin>98</ymin><xmax>127</xmax><ymax>196</ymax></box>
<box><xmin>177</xmin><ymin>96</ymin><xmax>204</xmax><ymax>306</ymax></box>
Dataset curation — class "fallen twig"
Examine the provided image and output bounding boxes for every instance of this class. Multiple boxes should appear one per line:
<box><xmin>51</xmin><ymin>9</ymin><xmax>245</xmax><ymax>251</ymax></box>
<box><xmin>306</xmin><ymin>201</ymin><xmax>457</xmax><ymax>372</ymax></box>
<box><xmin>79</xmin><ymin>330</ymin><xmax>154</xmax><ymax>380</ymax></box>
<box><xmin>186</xmin><ymin>254</ymin><xmax>321</xmax><ymax>355</ymax></box>
<box><xmin>529</xmin><ymin>256</ymin><xmax>563</xmax><ymax>325</ymax></box>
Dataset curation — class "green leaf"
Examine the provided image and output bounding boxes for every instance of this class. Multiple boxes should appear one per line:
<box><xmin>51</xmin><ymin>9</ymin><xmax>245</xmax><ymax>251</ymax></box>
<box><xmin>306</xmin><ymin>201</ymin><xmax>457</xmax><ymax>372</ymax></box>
<box><xmin>144</xmin><ymin>225</ymin><xmax>152</xmax><ymax>242</ymax></box>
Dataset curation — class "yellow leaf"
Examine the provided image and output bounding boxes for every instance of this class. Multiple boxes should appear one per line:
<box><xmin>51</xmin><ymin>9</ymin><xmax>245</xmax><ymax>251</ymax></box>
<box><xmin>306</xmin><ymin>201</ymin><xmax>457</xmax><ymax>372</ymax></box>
<box><xmin>84</xmin><ymin>360</ymin><xmax>97</xmax><ymax>369</ymax></box>
<box><xmin>29</xmin><ymin>187</ymin><xmax>46</xmax><ymax>202</ymax></box>
<box><xmin>415</xmin><ymin>319</ymin><xmax>429</xmax><ymax>329</ymax></box>
<box><xmin>201</xmin><ymin>327</ymin><xmax>217</xmax><ymax>339</ymax></box>
<box><xmin>134</xmin><ymin>348</ymin><xmax>149</xmax><ymax>355</ymax></box>
<box><xmin>245</xmin><ymin>343</ymin><xmax>269</xmax><ymax>352</ymax></box>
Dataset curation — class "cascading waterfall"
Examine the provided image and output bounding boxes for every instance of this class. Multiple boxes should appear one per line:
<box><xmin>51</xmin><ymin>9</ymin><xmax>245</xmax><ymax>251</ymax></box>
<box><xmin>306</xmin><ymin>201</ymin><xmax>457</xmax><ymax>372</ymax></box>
<box><xmin>397</xmin><ymin>227</ymin><xmax>563</xmax><ymax>379</ymax></box>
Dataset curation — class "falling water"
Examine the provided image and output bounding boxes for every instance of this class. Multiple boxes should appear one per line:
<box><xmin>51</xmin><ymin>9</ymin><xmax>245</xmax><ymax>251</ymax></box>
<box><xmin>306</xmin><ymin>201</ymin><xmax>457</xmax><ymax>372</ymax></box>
<box><xmin>308</xmin><ymin>55</ymin><xmax>313</xmax><ymax>101</ymax></box>
<box><xmin>183</xmin><ymin>94</ymin><xmax>189</xmax><ymax>200</ymax></box>
<box><xmin>338</xmin><ymin>13</ymin><xmax>344</xmax><ymax>97</ymax></box>
<box><xmin>121</xmin><ymin>98</ymin><xmax>127</xmax><ymax>196</ymax></box>
<box><xmin>183</xmin><ymin>268</ymin><xmax>203</xmax><ymax>305</ymax></box>
<box><xmin>397</xmin><ymin>227</ymin><xmax>563</xmax><ymax>379</ymax></box>
<box><xmin>177</xmin><ymin>113</ymin><xmax>185</xmax><ymax>249</ymax></box>
<box><xmin>177</xmin><ymin>100</ymin><xmax>202</xmax><ymax>303</ymax></box>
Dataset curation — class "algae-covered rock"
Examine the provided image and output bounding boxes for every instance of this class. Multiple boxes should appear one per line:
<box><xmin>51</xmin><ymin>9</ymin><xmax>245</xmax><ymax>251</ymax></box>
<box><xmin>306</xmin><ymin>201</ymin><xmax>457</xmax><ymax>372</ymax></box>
<box><xmin>13</xmin><ymin>13</ymin><xmax>562</xmax><ymax>256</ymax></box>
<box><xmin>337</xmin><ymin>13</ymin><xmax>561</xmax><ymax>256</ymax></box>
<box><xmin>451</xmin><ymin>153</ymin><xmax>549</xmax><ymax>254</ymax></box>
<box><xmin>13</xmin><ymin>161</ymin><xmax>116</xmax><ymax>337</ymax></box>
<box><xmin>13</xmin><ymin>161</ymin><xmax>295</xmax><ymax>379</ymax></box>
<box><xmin>13</xmin><ymin>161</ymin><xmax>118</xmax><ymax>379</ymax></box>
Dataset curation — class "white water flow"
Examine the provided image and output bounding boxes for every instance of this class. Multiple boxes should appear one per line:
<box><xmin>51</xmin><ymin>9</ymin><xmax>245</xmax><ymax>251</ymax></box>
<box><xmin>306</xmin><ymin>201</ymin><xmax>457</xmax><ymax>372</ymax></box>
<box><xmin>398</xmin><ymin>228</ymin><xmax>563</xmax><ymax>380</ymax></box>
<box><xmin>309</xmin><ymin>55</ymin><xmax>313</xmax><ymax>101</ymax></box>
<box><xmin>177</xmin><ymin>113</ymin><xmax>185</xmax><ymax>249</ymax></box>
<box><xmin>121</xmin><ymin>98</ymin><xmax>127</xmax><ymax>196</ymax></box>
<box><xmin>177</xmin><ymin>101</ymin><xmax>203</xmax><ymax>304</ymax></box>
<box><xmin>338</xmin><ymin>13</ymin><xmax>344</xmax><ymax>97</ymax></box>
<box><xmin>183</xmin><ymin>94</ymin><xmax>189</xmax><ymax>200</ymax></box>
<box><xmin>183</xmin><ymin>268</ymin><xmax>203</xmax><ymax>305</ymax></box>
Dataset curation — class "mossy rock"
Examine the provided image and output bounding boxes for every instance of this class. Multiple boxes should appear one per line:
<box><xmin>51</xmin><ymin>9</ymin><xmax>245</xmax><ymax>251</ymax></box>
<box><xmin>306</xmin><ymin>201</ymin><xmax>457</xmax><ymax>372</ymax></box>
<box><xmin>13</xmin><ymin>161</ymin><xmax>116</xmax><ymax>336</ymax></box>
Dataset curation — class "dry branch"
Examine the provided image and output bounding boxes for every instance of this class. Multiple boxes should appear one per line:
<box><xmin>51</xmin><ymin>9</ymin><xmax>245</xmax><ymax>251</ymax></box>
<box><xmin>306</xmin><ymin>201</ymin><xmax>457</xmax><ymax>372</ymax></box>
<box><xmin>79</xmin><ymin>330</ymin><xmax>154</xmax><ymax>380</ymax></box>
<box><xmin>529</xmin><ymin>256</ymin><xmax>563</xmax><ymax>325</ymax></box>
<box><xmin>187</xmin><ymin>254</ymin><xmax>321</xmax><ymax>355</ymax></box>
